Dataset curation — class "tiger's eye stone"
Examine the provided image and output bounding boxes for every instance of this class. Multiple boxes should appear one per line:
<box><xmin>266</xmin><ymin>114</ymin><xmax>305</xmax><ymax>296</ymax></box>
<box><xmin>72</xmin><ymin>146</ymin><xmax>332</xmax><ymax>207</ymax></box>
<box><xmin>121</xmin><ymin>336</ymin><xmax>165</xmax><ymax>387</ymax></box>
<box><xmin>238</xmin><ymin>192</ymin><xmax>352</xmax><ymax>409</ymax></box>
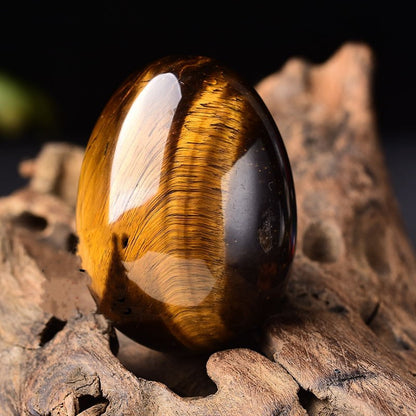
<box><xmin>76</xmin><ymin>56</ymin><xmax>296</xmax><ymax>353</ymax></box>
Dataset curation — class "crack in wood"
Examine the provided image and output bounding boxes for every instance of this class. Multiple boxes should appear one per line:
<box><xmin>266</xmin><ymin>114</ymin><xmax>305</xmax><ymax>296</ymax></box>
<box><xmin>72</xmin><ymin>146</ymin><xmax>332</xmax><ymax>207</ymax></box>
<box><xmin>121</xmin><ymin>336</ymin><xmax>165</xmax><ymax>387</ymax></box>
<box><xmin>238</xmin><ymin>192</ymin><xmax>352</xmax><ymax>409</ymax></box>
<box><xmin>38</xmin><ymin>316</ymin><xmax>67</xmax><ymax>347</ymax></box>
<box><xmin>327</xmin><ymin>369</ymin><xmax>376</xmax><ymax>388</ymax></box>
<box><xmin>364</xmin><ymin>301</ymin><xmax>380</xmax><ymax>326</ymax></box>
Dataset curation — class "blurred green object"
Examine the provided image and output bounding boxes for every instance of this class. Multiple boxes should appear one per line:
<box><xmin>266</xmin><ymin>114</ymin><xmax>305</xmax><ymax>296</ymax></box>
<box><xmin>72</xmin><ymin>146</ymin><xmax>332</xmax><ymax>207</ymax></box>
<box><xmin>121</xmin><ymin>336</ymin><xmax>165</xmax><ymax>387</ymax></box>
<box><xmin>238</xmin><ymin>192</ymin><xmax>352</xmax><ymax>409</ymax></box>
<box><xmin>0</xmin><ymin>71</ymin><xmax>55</xmax><ymax>140</ymax></box>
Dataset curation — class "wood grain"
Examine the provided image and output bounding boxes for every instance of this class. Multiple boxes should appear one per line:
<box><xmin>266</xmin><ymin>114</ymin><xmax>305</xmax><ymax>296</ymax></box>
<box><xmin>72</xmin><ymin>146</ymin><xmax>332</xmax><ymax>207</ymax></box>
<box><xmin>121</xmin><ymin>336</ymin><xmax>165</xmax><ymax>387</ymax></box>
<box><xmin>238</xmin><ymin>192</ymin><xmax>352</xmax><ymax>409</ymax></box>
<box><xmin>256</xmin><ymin>42</ymin><xmax>416</xmax><ymax>415</ymax></box>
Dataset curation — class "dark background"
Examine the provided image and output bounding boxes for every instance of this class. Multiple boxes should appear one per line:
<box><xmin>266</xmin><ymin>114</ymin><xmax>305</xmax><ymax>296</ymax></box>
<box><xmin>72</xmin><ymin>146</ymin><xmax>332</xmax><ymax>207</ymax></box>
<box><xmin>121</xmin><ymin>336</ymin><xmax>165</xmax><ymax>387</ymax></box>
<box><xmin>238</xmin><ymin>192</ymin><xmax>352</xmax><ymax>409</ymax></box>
<box><xmin>0</xmin><ymin>2</ymin><xmax>415</xmax><ymax>246</ymax></box>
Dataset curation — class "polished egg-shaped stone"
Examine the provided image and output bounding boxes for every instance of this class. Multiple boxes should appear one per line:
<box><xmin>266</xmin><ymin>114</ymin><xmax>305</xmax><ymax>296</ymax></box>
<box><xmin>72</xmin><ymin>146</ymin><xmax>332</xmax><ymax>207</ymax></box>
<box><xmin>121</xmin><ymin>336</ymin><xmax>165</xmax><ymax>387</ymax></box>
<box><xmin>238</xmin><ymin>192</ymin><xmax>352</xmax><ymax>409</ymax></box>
<box><xmin>76</xmin><ymin>56</ymin><xmax>296</xmax><ymax>353</ymax></box>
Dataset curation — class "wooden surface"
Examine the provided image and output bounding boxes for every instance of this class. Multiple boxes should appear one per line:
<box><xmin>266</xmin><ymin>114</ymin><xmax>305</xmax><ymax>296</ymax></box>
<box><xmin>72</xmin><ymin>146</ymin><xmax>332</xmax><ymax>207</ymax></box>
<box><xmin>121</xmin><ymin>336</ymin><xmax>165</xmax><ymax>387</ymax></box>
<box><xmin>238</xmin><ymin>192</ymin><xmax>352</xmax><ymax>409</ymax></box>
<box><xmin>0</xmin><ymin>42</ymin><xmax>415</xmax><ymax>415</ymax></box>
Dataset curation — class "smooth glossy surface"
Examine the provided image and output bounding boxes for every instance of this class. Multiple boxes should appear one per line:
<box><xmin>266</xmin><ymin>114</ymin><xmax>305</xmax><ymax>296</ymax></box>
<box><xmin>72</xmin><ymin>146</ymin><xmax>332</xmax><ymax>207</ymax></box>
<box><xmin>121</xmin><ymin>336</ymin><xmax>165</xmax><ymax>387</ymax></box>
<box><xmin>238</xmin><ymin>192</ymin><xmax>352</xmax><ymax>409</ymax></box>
<box><xmin>76</xmin><ymin>56</ymin><xmax>296</xmax><ymax>353</ymax></box>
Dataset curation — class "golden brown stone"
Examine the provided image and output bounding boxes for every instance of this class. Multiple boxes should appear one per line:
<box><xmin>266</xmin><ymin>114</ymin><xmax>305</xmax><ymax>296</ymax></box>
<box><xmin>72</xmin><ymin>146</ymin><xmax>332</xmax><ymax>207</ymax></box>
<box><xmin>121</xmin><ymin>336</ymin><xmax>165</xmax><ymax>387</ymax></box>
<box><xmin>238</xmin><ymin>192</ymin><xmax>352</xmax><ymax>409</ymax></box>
<box><xmin>76</xmin><ymin>56</ymin><xmax>296</xmax><ymax>353</ymax></box>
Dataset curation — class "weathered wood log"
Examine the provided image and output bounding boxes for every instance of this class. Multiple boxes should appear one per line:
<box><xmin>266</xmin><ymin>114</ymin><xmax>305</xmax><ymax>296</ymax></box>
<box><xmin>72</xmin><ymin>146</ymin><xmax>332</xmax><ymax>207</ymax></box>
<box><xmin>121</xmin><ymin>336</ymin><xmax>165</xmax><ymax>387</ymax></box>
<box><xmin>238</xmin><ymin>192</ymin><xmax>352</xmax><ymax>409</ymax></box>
<box><xmin>0</xmin><ymin>42</ymin><xmax>415</xmax><ymax>415</ymax></box>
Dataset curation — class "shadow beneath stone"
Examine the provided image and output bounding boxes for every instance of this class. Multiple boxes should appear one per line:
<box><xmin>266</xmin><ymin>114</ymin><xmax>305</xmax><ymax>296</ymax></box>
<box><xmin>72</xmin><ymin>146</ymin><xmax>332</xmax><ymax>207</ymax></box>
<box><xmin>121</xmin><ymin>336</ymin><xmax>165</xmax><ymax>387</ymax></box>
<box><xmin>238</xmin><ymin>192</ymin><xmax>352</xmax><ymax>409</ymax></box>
<box><xmin>116</xmin><ymin>330</ymin><xmax>217</xmax><ymax>397</ymax></box>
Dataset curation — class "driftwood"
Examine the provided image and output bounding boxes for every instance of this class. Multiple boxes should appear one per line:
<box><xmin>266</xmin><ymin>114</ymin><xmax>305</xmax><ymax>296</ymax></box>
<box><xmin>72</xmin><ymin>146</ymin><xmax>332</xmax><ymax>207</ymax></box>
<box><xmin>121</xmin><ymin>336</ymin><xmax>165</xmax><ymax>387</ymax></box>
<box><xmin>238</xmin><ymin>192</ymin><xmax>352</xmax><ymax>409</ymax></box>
<box><xmin>0</xmin><ymin>42</ymin><xmax>415</xmax><ymax>415</ymax></box>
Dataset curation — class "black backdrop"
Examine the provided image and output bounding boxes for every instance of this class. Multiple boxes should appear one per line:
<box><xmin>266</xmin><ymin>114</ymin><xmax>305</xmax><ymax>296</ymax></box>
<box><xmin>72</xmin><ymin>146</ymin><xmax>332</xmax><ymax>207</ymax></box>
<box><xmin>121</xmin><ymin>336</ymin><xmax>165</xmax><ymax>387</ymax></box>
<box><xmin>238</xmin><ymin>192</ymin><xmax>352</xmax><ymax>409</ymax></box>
<box><xmin>0</xmin><ymin>2</ymin><xmax>415</xmax><ymax>244</ymax></box>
